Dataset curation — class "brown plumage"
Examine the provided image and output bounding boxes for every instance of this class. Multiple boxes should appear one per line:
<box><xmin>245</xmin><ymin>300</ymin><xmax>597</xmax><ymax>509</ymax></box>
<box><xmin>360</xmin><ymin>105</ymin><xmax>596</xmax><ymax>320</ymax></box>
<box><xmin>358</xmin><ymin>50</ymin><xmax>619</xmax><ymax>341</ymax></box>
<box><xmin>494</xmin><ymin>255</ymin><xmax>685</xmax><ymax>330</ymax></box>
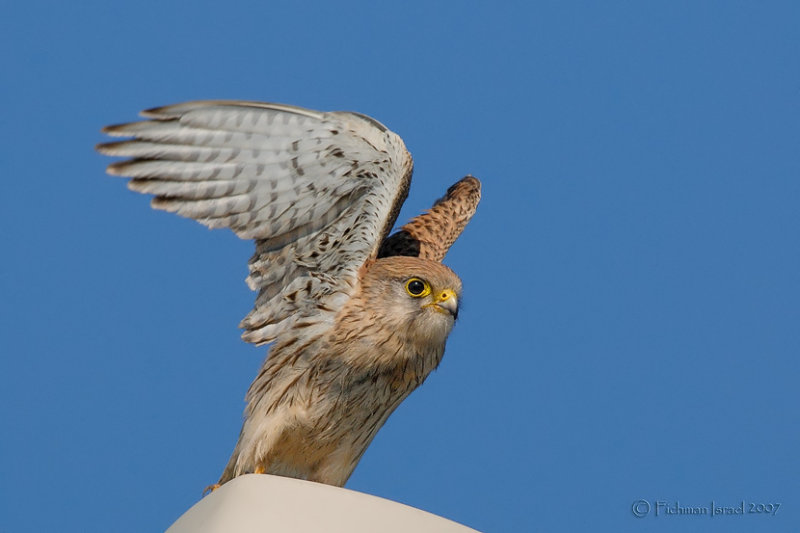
<box><xmin>379</xmin><ymin>176</ymin><xmax>482</xmax><ymax>261</ymax></box>
<box><xmin>96</xmin><ymin>100</ymin><xmax>480</xmax><ymax>488</ymax></box>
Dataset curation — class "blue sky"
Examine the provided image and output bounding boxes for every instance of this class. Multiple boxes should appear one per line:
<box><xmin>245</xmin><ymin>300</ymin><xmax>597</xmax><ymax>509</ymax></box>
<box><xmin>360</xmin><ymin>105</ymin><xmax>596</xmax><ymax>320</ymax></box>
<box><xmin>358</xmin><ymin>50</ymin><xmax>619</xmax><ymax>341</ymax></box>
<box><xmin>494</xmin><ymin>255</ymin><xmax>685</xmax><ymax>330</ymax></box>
<box><xmin>1</xmin><ymin>1</ymin><xmax>798</xmax><ymax>532</ymax></box>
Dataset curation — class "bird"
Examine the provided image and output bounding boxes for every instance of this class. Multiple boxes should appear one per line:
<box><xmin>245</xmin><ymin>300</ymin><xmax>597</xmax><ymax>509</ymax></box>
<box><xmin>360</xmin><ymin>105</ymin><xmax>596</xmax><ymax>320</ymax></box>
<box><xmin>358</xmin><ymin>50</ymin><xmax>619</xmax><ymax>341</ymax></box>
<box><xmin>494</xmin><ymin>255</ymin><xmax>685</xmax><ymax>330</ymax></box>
<box><xmin>96</xmin><ymin>100</ymin><xmax>481</xmax><ymax>489</ymax></box>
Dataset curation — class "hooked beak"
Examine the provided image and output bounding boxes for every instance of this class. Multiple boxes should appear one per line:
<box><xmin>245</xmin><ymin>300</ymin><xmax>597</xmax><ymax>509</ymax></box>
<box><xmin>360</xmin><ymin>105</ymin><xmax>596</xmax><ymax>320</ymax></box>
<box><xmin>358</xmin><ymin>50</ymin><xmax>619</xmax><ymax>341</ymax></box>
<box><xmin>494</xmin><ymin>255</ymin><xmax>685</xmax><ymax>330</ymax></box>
<box><xmin>425</xmin><ymin>289</ymin><xmax>459</xmax><ymax>319</ymax></box>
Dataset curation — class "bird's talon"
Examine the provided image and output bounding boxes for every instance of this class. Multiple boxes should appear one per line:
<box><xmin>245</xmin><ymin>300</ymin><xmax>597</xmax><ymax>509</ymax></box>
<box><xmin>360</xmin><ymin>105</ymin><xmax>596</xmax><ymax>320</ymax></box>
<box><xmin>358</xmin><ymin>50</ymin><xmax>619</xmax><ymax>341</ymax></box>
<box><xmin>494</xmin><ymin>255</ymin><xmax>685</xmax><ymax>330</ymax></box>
<box><xmin>202</xmin><ymin>483</ymin><xmax>221</xmax><ymax>496</ymax></box>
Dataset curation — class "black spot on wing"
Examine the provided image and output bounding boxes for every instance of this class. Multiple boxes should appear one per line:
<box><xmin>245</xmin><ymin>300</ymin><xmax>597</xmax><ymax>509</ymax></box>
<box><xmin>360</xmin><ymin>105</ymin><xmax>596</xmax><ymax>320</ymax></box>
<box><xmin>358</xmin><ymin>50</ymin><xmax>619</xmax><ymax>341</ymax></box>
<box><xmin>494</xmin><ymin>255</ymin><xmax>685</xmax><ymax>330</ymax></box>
<box><xmin>377</xmin><ymin>230</ymin><xmax>421</xmax><ymax>258</ymax></box>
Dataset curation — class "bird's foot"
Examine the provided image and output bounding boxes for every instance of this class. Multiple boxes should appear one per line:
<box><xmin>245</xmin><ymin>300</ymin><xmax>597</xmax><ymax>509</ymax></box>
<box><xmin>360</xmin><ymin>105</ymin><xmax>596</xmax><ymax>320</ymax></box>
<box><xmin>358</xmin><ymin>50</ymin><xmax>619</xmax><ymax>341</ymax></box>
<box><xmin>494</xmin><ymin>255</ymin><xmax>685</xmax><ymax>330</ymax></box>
<box><xmin>254</xmin><ymin>465</ymin><xmax>266</xmax><ymax>474</ymax></box>
<box><xmin>202</xmin><ymin>483</ymin><xmax>221</xmax><ymax>496</ymax></box>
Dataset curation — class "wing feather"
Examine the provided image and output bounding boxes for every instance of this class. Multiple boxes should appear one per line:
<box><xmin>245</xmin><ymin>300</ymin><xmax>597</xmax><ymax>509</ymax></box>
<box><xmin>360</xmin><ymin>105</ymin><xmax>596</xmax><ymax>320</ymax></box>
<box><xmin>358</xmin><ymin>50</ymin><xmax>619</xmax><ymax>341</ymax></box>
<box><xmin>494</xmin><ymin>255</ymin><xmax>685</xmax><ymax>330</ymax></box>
<box><xmin>378</xmin><ymin>175</ymin><xmax>481</xmax><ymax>261</ymax></box>
<box><xmin>98</xmin><ymin>100</ymin><xmax>413</xmax><ymax>345</ymax></box>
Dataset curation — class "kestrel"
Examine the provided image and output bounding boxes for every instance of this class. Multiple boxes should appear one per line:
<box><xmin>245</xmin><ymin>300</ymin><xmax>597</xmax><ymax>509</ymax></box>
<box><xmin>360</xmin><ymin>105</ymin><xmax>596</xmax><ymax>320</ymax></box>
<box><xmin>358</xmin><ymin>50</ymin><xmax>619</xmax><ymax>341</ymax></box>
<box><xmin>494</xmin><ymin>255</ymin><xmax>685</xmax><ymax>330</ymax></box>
<box><xmin>97</xmin><ymin>101</ymin><xmax>481</xmax><ymax>489</ymax></box>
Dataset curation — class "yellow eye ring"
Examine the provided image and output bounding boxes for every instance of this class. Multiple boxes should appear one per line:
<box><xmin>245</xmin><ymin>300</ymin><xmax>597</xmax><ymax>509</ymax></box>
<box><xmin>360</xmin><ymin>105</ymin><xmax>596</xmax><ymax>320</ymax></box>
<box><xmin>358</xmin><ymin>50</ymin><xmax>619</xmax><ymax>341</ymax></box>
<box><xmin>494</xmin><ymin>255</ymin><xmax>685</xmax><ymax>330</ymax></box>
<box><xmin>405</xmin><ymin>278</ymin><xmax>431</xmax><ymax>298</ymax></box>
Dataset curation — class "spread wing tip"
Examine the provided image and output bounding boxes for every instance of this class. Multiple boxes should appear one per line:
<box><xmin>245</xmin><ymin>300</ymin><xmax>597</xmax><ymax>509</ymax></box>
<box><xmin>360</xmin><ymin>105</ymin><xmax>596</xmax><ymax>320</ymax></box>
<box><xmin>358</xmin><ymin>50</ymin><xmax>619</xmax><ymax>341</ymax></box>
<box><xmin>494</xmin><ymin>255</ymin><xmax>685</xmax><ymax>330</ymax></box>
<box><xmin>378</xmin><ymin>175</ymin><xmax>481</xmax><ymax>262</ymax></box>
<box><xmin>436</xmin><ymin>174</ymin><xmax>481</xmax><ymax>207</ymax></box>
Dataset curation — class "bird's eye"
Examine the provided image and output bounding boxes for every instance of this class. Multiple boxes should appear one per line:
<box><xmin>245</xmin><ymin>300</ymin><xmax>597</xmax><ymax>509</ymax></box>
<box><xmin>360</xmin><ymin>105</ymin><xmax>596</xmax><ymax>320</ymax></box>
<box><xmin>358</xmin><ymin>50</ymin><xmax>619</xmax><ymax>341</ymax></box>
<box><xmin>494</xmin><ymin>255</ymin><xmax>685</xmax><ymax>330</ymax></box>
<box><xmin>405</xmin><ymin>278</ymin><xmax>431</xmax><ymax>297</ymax></box>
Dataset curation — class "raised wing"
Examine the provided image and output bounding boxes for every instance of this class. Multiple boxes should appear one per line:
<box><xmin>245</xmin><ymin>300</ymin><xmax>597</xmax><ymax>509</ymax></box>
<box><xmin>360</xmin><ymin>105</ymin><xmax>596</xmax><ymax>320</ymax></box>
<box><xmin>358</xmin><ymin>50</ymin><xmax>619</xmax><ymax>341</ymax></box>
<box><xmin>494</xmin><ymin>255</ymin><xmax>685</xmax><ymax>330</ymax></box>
<box><xmin>97</xmin><ymin>100</ymin><xmax>413</xmax><ymax>345</ymax></box>
<box><xmin>378</xmin><ymin>175</ymin><xmax>481</xmax><ymax>262</ymax></box>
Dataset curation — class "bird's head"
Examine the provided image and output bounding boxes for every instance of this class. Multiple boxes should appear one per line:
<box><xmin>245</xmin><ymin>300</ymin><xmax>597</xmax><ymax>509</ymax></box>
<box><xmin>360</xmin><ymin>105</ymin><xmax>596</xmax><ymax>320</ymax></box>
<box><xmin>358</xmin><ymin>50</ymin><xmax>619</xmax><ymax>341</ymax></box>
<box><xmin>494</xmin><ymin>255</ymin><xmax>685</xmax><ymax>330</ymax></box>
<box><xmin>363</xmin><ymin>256</ymin><xmax>462</xmax><ymax>347</ymax></box>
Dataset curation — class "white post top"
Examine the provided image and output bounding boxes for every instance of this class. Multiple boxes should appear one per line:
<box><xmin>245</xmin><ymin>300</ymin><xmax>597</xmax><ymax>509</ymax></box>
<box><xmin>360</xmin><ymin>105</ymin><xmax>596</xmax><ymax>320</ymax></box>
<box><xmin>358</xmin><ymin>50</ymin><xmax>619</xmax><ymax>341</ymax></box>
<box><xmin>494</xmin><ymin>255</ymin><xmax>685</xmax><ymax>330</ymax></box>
<box><xmin>167</xmin><ymin>474</ymin><xmax>480</xmax><ymax>533</ymax></box>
